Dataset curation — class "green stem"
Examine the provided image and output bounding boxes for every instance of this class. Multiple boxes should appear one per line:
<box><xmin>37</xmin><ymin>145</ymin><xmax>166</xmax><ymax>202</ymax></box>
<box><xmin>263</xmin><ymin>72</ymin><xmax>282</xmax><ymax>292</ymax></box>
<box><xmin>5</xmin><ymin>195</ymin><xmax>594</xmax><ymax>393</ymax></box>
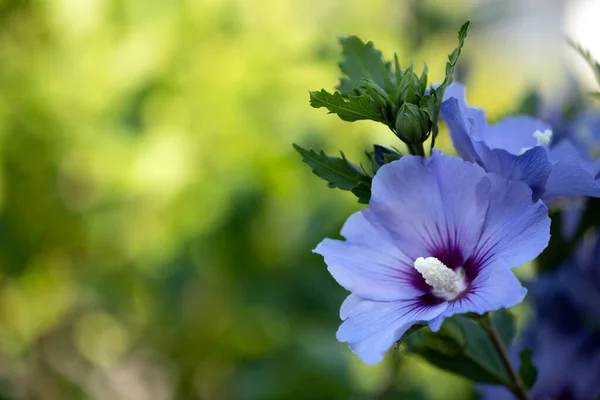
<box><xmin>479</xmin><ymin>314</ymin><xmax>531</xmax><ymax>400</ymax></box>
<box><xmin>407</xmin><ymin>143</ymin><xmax>425</xmax><ymax>156</ymax></box>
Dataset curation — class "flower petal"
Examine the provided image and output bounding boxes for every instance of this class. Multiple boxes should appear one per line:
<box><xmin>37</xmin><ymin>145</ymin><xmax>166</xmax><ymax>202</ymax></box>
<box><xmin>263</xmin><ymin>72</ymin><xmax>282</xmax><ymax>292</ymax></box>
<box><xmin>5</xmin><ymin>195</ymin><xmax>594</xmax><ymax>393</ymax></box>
<box><xmin>314</xmin><ymin>211</ymin><xmax>424</xmax><ymax>301</ymax></box>
<box><xmin>474</xmin><ymin>174</ymin><xmax>550</xmax><ymax>269</ymax></box>
<box><xmin>543</xmin><ymin>140</ymin><xmax>600</xmax><ymax>199</ymax></box>
<box><xmin>481</xmin><ymin>116</ymin><xmax>551</xmax><ymax>155</ymax></box>
<box><xmin>337</xmin><ymin>294</ymin><xmax>448</xmax><ymax>365</ymax></box>
<box><xmin>369</xmin><ymin>152</ymin><xmax>488</xmax><ymax>263</ymax></box>
<box><xmin>430</xmin><ymin>260</ymin><xmax>526</xmax><ymax>325</ymax></box>
<box><xmin>473</xmin><ymin>144</ymin><xmax>552</xmax><ymax>200</ymax></box>
<box><xmin>440</xmin><ymin>83</ymin><xmax>486</xmax><ymax>162</ymax></box>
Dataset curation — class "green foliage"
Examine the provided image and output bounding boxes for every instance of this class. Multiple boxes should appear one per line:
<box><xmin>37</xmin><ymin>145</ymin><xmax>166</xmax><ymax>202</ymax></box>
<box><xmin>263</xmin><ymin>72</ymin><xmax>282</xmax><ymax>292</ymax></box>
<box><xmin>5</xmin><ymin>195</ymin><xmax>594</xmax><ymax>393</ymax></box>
<box><xmin>300</xmin><ymin>21</ymin><xmax>470</xmax><ymax>203</ymax></box>
<box><xmin>425</xmin><ymin>20</ymin><xmax>470</xmax><ymax>149</ymax></box>
<box><xmin>307</xmin><ymin>21</ymin><xmax>470</xmax><ymax>152</ymax></box>
<box><xmin>337</xmin><ymin>36</ymin><xmax>394</xmax><ymax>95</ymax></box>
<box><xmin>309</xmin><ymin>89</ymin><xmax>385</xmax><ymax>122</ymax></box>
<box><xmin>293</xmin><ymin>144</ymin><xmax>372</xmax><ymax>203</ymax></box>
<box><xmin>405</xmin><ymin>310</ymin><xmax>515</xmax><ymax>385</ymax></box>
<box><xmin>518</xmin><ymin>349</ymin><xmax>538</xmax><ymax>389</ymax></box>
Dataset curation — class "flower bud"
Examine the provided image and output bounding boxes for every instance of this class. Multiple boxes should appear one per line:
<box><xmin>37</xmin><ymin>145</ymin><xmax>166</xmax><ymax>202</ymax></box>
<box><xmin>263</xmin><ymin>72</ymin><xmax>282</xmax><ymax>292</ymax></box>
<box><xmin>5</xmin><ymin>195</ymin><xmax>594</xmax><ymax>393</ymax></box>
<box><xmin>394</xmin><ymin>102</ymin><xmax>432</xmax><ymax>145</ymax></box>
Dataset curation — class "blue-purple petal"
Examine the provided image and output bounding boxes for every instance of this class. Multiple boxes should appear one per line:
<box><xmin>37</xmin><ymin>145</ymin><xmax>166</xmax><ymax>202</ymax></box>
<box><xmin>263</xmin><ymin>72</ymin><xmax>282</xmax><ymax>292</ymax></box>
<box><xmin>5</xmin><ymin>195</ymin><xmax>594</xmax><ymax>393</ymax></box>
<box><xmin>543</xmin><ymin>140</ymin><xmax>600</xmax><ymax>199</ymax></box>
<box><xmin>481</xmin><ymin>116</ymin><xmax>551</xmax><ymax>155</ymax></box>
<box><xmin>337</xmin><ymin>294</ymin><xmax>448</xmax><ymax>365</ymax></box>
<box><xmin>314</xmin><ymin>236</ymin><xmax>424</xmax><ymax>301</ymax></box>
<box><xmin>474</xmin><ymin>174</ymin><xmax>550</xmax><ymax>268</ymax></box>
<box><xmin>473</xmin><ymin>144</ymin><xmax>552</xmax><ymax>200</ymax></box>
<box><xmin>369</xmin><ymin>151</ymin><xmax>488</xmax><ymax>263</ymax></box>
<box><xmin>430</xmin><ymin>260</ymin><xmax>527</xmax><ymax>326</ymax></box>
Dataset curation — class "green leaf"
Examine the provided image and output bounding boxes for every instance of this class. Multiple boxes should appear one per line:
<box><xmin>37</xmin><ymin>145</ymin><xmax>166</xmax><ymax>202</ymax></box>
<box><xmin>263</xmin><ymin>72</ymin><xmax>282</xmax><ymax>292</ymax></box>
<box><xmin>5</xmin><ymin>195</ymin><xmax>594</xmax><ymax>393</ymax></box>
<box><xmin>293</xmin><ymin>144</ymin><xmax>372</xmax><ymax>203</ymax></box>
<box><xmin>590</xmin><ymin>92</ymin><xmax>600</xmax><ymax>100</ymax></box>
<box><xmin>491</xmin><ymin>308</ymin><xmax>516</xmax><ymax>348</ymax></box>
<box><xmin>569</xmin><ymin>38</ymin><xmax>600</xmax><ymax>87</ymax></box>
<box><xmin>438</xmin><ymin>20</ymin><xmax>470</xmax><ymax>93</ymax></box>
<box><xmin>309</xmin><ymin>89</ymin><xmax>385</xmax><ymax>123</ymax></box>
<box><xmin>396</xmin><ymin>322</ymin><xmax>427</xmax><ymax>348</ymax></box>
<box><xmin>337</xmin><ymin>36</ymin><xmax>393</xmax><ymax>95</ymax></box>
<box><xmin>406</xmin><ymin>315</ymin><xmax>511</xmax><ymax>385</ymax></box>
<box><xmin>350</xmin><ymin>182</ymin><xmax>371</xmax><ymax>204</ymax></box>
<box><xmin>429</xmin><ymin>20</ymin><xmax>470</xmax><ymax>149</ymax></box>
<box><xmin>518</xmin><ymin>349</ymin><xmax>538</xmax><ymax>389</ymax></box>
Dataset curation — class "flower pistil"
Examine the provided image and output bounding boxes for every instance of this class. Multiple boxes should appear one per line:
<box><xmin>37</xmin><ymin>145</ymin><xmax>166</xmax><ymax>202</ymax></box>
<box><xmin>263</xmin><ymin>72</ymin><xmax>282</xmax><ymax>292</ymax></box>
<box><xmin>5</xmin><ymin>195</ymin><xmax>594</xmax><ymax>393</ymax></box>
<box><xmin>414</xmin><ymin>257</ymin><xmax>467</xmax><ymax>301</ymax></box>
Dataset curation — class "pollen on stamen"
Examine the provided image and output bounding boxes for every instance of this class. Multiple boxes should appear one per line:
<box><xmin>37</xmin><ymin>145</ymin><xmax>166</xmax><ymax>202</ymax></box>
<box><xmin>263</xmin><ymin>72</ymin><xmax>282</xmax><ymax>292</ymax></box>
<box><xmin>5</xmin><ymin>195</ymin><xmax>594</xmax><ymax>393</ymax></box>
<box><xmin>533</xmin><ymin>129</ymin><xmax>553</xmax><ymax>146</ymax></box>
<box><xmin>414</xmin><ymin>256</ymin><xmax>467</xmax><ymax>301</ymax></box>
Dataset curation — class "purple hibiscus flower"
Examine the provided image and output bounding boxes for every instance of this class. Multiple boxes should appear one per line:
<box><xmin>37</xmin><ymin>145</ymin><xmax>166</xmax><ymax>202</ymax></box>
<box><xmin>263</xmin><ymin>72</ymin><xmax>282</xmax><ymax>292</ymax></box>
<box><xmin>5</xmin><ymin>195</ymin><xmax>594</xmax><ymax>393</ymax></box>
<box><xmin>440</xmin><ymin>83</ymin><xmax>600</xmax><ymax>202</ymax></box>
<box><xmin>314</xmin><ymin>151</ymin><xmax>550</xmax><ymax>364</ymax></box>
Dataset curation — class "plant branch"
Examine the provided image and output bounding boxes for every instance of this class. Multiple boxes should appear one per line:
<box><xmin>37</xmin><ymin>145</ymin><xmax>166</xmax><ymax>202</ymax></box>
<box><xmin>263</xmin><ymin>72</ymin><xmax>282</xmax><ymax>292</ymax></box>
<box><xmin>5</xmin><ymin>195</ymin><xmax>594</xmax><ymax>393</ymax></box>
<box><xmin>479</xmin><ymin>314</ymin><xmax>531</xmax><ymax>400</ymax></box>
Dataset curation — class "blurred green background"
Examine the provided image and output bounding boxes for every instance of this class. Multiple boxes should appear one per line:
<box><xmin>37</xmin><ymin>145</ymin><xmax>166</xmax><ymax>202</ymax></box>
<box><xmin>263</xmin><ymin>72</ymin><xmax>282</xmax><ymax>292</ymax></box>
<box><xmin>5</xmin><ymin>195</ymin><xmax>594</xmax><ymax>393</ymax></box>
<box><xmin>0</xmin><ymin>0</ymin><xmax>585</xmax><ymax>399</ymax></box>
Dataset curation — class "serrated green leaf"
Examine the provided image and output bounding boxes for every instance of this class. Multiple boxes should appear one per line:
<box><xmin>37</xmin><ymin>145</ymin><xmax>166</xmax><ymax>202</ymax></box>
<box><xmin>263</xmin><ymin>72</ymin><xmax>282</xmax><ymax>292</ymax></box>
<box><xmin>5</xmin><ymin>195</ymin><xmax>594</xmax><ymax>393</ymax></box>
<box><xmin>336</xmin><ymin>36</ymin><xmax>394</xmax><ymax>95</ymax></box>
<box><xmin>519</xmin><ymin>349</ymin><xmax>537</xmax><ymax>389</ymax></box>
<box><xmin>438</xmin><ymin>20</ymin><xmax>469</xmax><ymax>92</ymax></box>
<box><xmin>569</xmin><ymin>39</ymin><xmax>600</xmax><ymax>87</ymax></box>
<box><xmin>293</xmin><ymin>144</ymin><xmax>372</xmax><ymax>204</ymax></box>
<box><xmin>491</xmin><ymin>308</ymin><xmax>516</xmax><ymax>348</ymax></box>
<box><xmin>309</xmin><ymin>89</ymin><xmax>384</xmax><ymax>123</ymax></box>
<box><xmin>428</xmin><ymin>20</ymin><xmax>470</xmax><ymax>150</ymax></box>
<box><xmin>351</xmin><ymin>182</ymin><xmax>371</xmax><ymax>204</ymax></box>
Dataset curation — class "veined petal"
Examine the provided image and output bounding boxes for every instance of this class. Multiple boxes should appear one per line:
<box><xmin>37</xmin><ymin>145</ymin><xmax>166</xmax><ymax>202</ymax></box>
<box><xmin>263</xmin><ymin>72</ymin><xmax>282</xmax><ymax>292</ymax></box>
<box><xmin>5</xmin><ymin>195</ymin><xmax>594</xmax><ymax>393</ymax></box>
<box><xmin>544</xmin><ymin>140</ymin><xmax>600</xmax><ymax>199</ymax></box>
<box><xmin>430</xmin><ymin>260</ymin><xmax>526</xmax><ymax>326</ymax></box>
<box><xmin>337</xmin><ymin>294</ymin><xmax>448</xmax><ymax>365</ymax></box>
<box><xmin>473</xmin><ymin>144</ymin><xmax>552</xmax><ymax>200</ymax></box>
<box><xmin>474</xmin><ymin>174</ymin><xmax>550</xmax><ymax>269</ymax></box>
<box><xmin>544</xmin><ymin>157</ymin><xmax>600</xmax><ymax>198</ymax></box>
<box><xmin>369</xmin><ymin>152</ymin><xmax>488</xmax><ymax>264</ymax></box>
<box><xmin>440</xmin><ymin>83</ymin><xmax>487</xmax><ymax>162</ymax></box>
<box><xmin>440</xmin><ymin>97</ymin><xmax>479</xmax><ymax>162</ymax></box>
<box><xmin>314</xmin><ymin>238</ymin><xmax>424</xmax><ymax>301</ymax></box>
